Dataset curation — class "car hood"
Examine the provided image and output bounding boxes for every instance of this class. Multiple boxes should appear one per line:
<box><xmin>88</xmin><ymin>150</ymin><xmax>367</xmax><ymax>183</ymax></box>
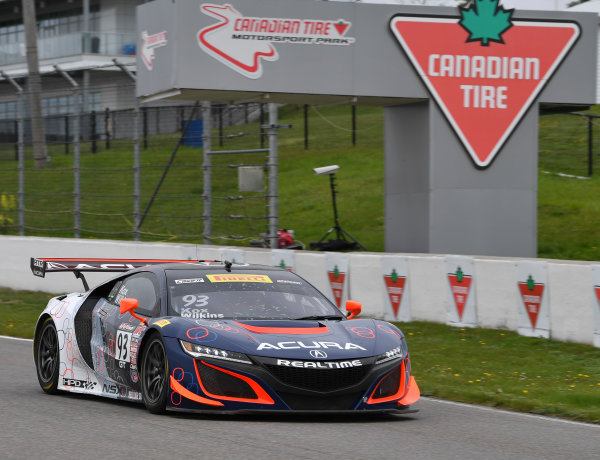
<box><xmin>158</xmin><ymin>317</ymin><xmax>405</xmax><ymax>359</ymax></box>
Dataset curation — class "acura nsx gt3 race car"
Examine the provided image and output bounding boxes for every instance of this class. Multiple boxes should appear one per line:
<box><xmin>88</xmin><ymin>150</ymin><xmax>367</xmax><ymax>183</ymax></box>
<box><xmin>31</xmin><ymin>258</ymin><xmax>420</xmax><ymax>414</ymax></box>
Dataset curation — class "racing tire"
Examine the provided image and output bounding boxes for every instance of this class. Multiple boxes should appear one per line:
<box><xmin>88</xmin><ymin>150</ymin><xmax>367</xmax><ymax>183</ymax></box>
<box><xmin>141</xmin><ymin>335</ymin><xmax>169</xmax><ymax>414</ymax></box>
<box><xmin>35</xmin><ymin>317</ymin><xmax>59</xmax><ymax>394</ymax></box>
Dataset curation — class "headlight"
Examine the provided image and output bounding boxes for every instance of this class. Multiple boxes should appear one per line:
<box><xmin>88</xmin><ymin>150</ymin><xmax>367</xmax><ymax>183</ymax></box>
<box><xmin>375</xmin><ymin>340</ymin><xmax>407</xmax><ymax>365</ymax></box>
<box><xmin>179</xmin><ymin>340</ymin><xmax>252</xmax><ymax>365</ymax></box>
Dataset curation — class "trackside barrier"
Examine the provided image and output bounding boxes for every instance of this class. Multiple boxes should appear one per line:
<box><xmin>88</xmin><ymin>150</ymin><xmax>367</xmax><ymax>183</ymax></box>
<box><xmin>0</xmin><ymin>235</ymin><xmax>598</xmax><ymax>347</ymax></box>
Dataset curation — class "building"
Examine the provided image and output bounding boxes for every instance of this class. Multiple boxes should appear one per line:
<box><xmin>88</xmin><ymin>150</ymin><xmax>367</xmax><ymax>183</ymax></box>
<box><xmin>0</xmin><ymin>0</ymin><xmax>140</xmax><ymax>124</ymax></box>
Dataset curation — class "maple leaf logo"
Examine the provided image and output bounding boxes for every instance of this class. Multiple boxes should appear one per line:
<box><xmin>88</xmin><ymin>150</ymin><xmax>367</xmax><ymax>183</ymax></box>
<box><xmin>459</xmin><ymin>0</ymin><xmax>513</xmax><ymax>46</ymax></box>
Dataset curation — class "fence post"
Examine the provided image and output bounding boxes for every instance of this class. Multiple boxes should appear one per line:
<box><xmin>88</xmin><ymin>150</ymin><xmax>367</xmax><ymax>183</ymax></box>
<box><xmin>64</xmin><ymin>115</ymin><xmax>69</xmax><ymax>154</ymax></box>
<box><xmin>13</xmin><ymin>120</ymin><xmax>18</xmax><ymax>161</ymax></box>
<box><xmin>267</xmin><ymin>103</ymin><xmax>279</xmax><ymax>249</ymax></box>
<box><xmin>260</xmin><ymin>103</ymin><xmax>265</xmax><ymax>148</ymax></box>
<box><xmin>105</xmin><ymin>107</ymin><xmax>110</xmax><ymax>150</ymax></box>
<box><xmin>218</xmin><ymin>104</ymin><xmax>224</xmax><ymax>147</ymax></box>
<box><xmin>203</xmin><ymin>101</ymin><xmax>212</xmax><ymax>245</ymax></box>
<box><xmin>90</xmin><ymin>109</ymin><xmax>97</xmax><ymax>153</ymax></box>
<box><xmin>2</xmin><ymin>71</ymin><xmax>27</xmax><ymax>236</ymax></box>
<box><xmin>143</xmin><ymin>106</ymin><xmax>148</xmax><ymax>150</ymax></box>
<box><xmin>304</xmin><ymin>104</ymin><xmax>309</xmax><ymax>150</ymax></box>
<box><xmin>588</xmin><ymin>115</ymin><xmax>593</xmax><ymax>176</ymax></box>
<box><xmin>352</xmin><ymin>105</ymin><xmax>357</xmax><ymax>146</ymax></box>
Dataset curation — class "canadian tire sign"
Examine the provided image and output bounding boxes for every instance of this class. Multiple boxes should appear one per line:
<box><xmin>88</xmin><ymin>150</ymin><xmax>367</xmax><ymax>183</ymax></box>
<box><xmin>390</xmin><ymin>0</ymin><xmax>580</xmax><ymax>168</ymax></box>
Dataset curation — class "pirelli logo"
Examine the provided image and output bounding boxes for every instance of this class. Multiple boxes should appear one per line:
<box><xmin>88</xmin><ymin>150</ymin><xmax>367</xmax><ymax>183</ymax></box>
<box><xmin>207</xmin><ymin>274</ymin><xmax>272</xmax><ymax>283</ymax></box>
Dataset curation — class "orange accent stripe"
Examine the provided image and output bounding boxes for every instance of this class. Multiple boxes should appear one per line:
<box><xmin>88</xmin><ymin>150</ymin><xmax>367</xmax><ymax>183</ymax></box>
<box><xmin>233</xmin><ymin>321</ymin><xmax>329</xmax><ymax>335</ymax></box>
<box><xmin>367</xmin><ymin>361</ymin><xmax>407</xmax><ymax>404</ymax></box>
<box><xmin>195</xmin><ymin>360</ymin><xmax>274</xmax><ymax>405</ymax></box>
<box><xmin>169</xmin><ymin>376</ymin><xmax>224</xmax><ymax>407</ymax></box>
<box><xmin>397</xmin><ymin>376</ymin><xmax>420</xmax><ymax>406</ymax></box>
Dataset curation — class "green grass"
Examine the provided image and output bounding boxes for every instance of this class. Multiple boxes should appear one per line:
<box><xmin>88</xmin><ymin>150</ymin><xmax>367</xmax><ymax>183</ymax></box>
<box><xmin>0</xmin><ymin>288</ymin><xmax>54</xmax><ymax>338</ymax></box>
<box><xmin>402</xmin><ymin>321</ymin><xmax>600</xmax><ymax>423</ymax></box>
<box><xmin>0</xmin><ymin>104</ymin><xmax>599</xmax><ymax>259</ymax></box>
<box><xmin>2</xmin><ymin>287</ymin><xmax>598</xmax><ymax>423</ymax></box>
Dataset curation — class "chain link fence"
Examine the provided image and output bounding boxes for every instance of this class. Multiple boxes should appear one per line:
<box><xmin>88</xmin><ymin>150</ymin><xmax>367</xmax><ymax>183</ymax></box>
<box><xmin>0</xmin><ymin>83</ymin><xmax>272</xmax><ymax>243</ymax></box>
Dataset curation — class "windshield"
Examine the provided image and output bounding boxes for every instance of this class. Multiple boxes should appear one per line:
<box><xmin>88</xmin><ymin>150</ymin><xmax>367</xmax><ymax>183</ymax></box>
<box><xmin>166</xmin><ymin>269</ymin><xmax>344</xmax><ymax>321</ymax></box>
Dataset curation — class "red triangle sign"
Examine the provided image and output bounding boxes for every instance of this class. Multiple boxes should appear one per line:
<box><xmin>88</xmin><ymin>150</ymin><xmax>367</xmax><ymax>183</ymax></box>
<box><xmin>390</xmin><ymin>15</ymin><xmax>580</xmax><ymax>168</ymax></box>
<box><xmin>595</xmin><ymin>286</ymin><xmax>600</xmax><ymax>308</ymax></box>
<box><xmin>383</xmin><ymin>275</ymin><xmax>406</xmax><ymax>318</ymax></box>
<box><xmin>448</xmin><ymin>274</ymin><xmax>472</xmax><ymax>320</ymax></box>
<box><xmin>328</xmin><ymin>271</ymin><xmax>346</xmax><ymax>308</ymax></box>
<box><xmin>518</xmin><ymin>282</ymin><xmax>545</xmax><ymax>329</ymax></box>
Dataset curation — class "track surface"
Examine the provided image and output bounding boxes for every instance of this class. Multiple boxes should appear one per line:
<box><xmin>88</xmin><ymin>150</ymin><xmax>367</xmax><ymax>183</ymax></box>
<box><xmin>2</xmin><ymin>336</ymin><xmax>599</xmax><ymax>460</ymax></box>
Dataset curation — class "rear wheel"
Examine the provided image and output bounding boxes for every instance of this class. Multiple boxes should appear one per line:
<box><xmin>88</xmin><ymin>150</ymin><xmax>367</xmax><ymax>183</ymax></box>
<box><xmin>35</xmin><ymin>318</ymin><xmax>59</xmax><ymax>394</ymax></box>
<box><xmin>141</xmin><ymin>335</ymin><xmax>169</xmax><ymax>414</ymax></box>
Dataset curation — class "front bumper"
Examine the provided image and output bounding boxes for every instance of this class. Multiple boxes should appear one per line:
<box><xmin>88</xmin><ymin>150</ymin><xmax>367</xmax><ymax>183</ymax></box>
<box><xmin>166</xmin><ymin>337</ymin><xmax>420</xmax><ymax>412</ymax></box>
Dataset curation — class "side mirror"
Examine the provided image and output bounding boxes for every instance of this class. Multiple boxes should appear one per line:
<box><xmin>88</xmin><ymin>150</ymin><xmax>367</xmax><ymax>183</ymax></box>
<box><xmin>119</xmin><ymin>298</ymin><xmax>147</xmax><ymax>324</ymax></box>
<box><xmin>345</xmin><ymin>300</ymin><xmax>362</xmax><ymax>320</ymax></box>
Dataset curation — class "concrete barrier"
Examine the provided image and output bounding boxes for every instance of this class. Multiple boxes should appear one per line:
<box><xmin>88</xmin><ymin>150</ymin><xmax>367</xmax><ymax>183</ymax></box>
<box><xmin>0</xmin><ymin>235</ymin><xmax>597</xmax><ymax>347</ymax></box>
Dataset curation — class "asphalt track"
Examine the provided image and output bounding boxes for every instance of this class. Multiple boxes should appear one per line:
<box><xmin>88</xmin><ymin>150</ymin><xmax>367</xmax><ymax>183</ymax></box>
<box><xmin>2</xmin><ymin>336</ymin><xmax>599</xmax><ymax>460</ymax></box>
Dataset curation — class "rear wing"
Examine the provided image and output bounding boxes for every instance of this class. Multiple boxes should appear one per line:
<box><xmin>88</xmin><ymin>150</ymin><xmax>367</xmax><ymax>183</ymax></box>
<box><xmin>30</xmin><ymin>258</ymin><xmax>202</xmax><ymax>291</ymax></box>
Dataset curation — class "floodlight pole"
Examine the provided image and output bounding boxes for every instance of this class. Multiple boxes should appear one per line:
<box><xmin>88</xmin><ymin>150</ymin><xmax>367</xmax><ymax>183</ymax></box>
<box><xmin>55</xmin><ymin>65</ymin><xmax>81</xmax><ymax>238</ymax></box>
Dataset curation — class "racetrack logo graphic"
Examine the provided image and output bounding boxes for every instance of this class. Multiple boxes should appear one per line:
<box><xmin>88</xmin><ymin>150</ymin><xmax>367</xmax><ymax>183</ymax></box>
<box><xmin>198</xmin><ymin>3</ymin><xmax>355</xmax><ymax>79</ymax></box>
<box><xmin>141</xmin><ymin>30</ymin><xmax>168</xmax><ymax>71</ymax></box>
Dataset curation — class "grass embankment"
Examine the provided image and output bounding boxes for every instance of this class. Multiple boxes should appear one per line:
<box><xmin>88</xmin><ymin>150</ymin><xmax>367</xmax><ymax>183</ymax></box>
<box><xmin>0</xmin><ymin>104</ymin><xmax>598</xmax><ymax>259</ymax></box>
<box><xmin>2</xmin><ymin>287</ymin><xmax>598</xmax><ymax>423</ymax></box>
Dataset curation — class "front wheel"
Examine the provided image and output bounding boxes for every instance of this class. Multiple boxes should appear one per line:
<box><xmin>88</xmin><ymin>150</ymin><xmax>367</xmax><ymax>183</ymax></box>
<box><xmin>35</xmin><ymin>317</ymin><xmax>59</xmax><ymax>394</ymax></box>
<box><xmin>141</xmin><ymin>335</ymin><xmax>169</xmax><ymax>414</ymax></box>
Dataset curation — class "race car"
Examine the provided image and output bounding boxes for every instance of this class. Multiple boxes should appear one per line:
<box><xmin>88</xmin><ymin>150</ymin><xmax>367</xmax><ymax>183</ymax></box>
<box><xmin>31</xmin><ymin>258</ymin><xmax>420</xmax><ymax>414</ymax></box>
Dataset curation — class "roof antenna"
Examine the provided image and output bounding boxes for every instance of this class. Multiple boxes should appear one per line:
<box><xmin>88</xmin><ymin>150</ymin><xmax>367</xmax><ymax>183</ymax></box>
<box><xmin>224</xmin><ymin>260</ymin><xmax>232</xmax><ymax>272</ymax></box>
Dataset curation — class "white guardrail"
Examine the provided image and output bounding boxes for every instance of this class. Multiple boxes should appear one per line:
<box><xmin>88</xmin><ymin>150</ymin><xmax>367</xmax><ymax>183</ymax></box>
<box><xmin>1</xmin><ymin>235</ymin><xmax>598</xmax><ymax>348</ymax></box>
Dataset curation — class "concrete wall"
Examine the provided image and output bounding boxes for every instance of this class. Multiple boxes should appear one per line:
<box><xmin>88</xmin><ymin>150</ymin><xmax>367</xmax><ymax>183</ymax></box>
<box><xmin>1</xmin><ymin>235</ymin><xmax>597</xmax><ymax>347</ymax></box>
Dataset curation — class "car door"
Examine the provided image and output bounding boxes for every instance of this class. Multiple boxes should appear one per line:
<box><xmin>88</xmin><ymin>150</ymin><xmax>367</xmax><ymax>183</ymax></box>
<box><xmin>91</xmin><ymin>271</ymin><xmax>160</xmax><ymax>393</ymax></box>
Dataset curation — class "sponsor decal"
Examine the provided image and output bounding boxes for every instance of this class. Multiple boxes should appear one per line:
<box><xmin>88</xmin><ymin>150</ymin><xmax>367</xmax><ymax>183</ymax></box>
<box><xmin>118</xmin><ymin>322</ymin><xmax>136</xmax><ymax>332</ymax></box>
<box><xmin>153</xmin><ymin>319</ymin><xmax>171</xmax><ymax>328</ymax></box>
<box><xmin>309</xmin><ymin>349</ymin><xmax>327</xmax><ymax>359</ymax></box>
<box><xmin>277</xmin><ymin>279</ymin><xmax>302</xmax><ymax>285</ymax></box>
<box><xmin>181</xmin><ymin>308</ymin><xmax>224</xmax><ymax>319</ymax></box>
<box><xmin>347</xmin><ymin>326</ymin><xmax>376</xmax><ymax>339</ymax></box>
<box><xmin>276</xmin><ymin>359</ymin><xmax>362</xmax><ymax>369</ymax></box>
<box><xmin>102</xmin><ymin>383</ymin><xmax>119</xmax><ymax>395</ymax></box>
<box><xmin>517</xmin><ymin>275</ymin><xmax>544</xmax><ymax>329</ymax></box>
<box><xmin>198</xmin><ymin>3</ymin><xmax>355</xmax><ymax>79</ymax></box>
<box><xmin>63</xmin><ymin>378</ymin><xmax>96</xmax><ymax>390</ymax></box>
<box><xmin>32</xmin><ymin>258</ymin><xmax>44</xmax><ymax>268</ymax></box>
<box><xmin>175</xmin><ymin>278</ymin><xmax>205</xmax><ymax>284</ymax></box>
<box><xmin>207</xmin><ymin>274</ymin><xmax>272</xmax><ymax>283</ymax></box>
<box><xmin>327</xmin><ymin>265</ymin><xmax>346</xmax><ymax>308</ymax></box>
<box><xmin>448</xmin><ymin>266</ymin><xmax>473</xmax><ymax>321</ymax></box>
<box><xmin>383</xmin><ymin>269</ymin><xmax>406</xmax><ymax>319</ymax></box>
<box><xmin>390</xmin><ymin>0</ymin><xmax>580</xmax><ymax>168</ymax></box>
<box><xmin>133</xmin><ymin>326</ymin><xmax>146</xmax><ymax>337</ymax></box>
<box><xmin>46</xmin><ymin>262</ymin><xmax>139</xmax><ymax>271</ymax></box>
<box><xmin>141</xmin><ymin>30</ymin><xmax>168</xmax><ymax>71</ymax></box>
<box><xmin>257</xmin><ymin>341</ymin><xmax>366</xmax><ymax>351</ymax></box>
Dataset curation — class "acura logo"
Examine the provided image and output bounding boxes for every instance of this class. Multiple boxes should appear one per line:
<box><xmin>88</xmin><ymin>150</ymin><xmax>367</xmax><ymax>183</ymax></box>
<box><xmin>309</xmin><ymin>350</ymin><xmax>327</xmax><ymax>359</ymax></box>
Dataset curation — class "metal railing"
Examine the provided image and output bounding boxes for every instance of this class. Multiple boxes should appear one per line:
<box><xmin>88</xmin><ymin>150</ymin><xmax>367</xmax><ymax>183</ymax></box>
<box><xmin>0</xmin><ymin>32</ymin><xmax>137</xmax><ymax>66</ymax></box>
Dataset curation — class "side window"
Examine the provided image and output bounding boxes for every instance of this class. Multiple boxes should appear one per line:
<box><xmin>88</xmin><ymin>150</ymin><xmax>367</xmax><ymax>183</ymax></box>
<box><xmin>119</xmin><ymin>272</ymin><xmax>161</xmax><ymax>317</ymax></box>
<box><xmin>107</xmin><ymin>280</ymin><xmax>124</xmax><ymax>305</ymax></box>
